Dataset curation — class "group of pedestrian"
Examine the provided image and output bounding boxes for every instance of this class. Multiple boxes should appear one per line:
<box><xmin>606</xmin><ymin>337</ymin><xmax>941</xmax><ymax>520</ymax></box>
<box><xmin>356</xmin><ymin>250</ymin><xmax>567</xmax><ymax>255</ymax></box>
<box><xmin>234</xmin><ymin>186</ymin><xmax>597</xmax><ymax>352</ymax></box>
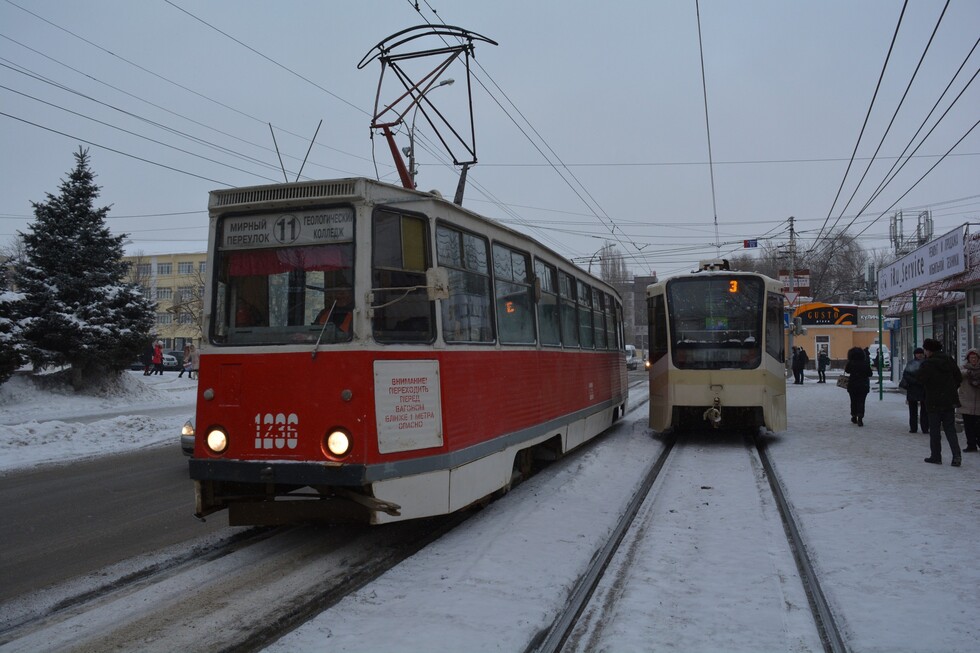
<box><xmin>898</xmin><ymin>338</ymin><xmax>979</xmax><ymax>467</ymax></box>
<box><xmin>141</xmin><ymin>340</ymin><xmax>165</xmax><ymax>376</ymax></box>
<box><xmin>140</xmin><ymin>340</ymin><xmax>198</xmax><ymax>379</ymax></box>
<box><xmin>791</xmin><ymin>346</ymin><xmax>809</xmax><ymax>384</ymax></box>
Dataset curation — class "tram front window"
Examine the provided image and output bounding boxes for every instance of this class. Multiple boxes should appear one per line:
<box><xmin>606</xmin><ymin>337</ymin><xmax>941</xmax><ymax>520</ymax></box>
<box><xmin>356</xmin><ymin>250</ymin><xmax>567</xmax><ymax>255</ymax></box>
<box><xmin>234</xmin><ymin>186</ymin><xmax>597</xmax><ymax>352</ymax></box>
<box><xmin>212</xmin><ymin>209</ymin><xmax>355</xmax><ymax>345</ymax></box>
<box><xmin>666</xmin><ymin>276</ymin><xmax>764</xmax><ymax>369</ymax></box>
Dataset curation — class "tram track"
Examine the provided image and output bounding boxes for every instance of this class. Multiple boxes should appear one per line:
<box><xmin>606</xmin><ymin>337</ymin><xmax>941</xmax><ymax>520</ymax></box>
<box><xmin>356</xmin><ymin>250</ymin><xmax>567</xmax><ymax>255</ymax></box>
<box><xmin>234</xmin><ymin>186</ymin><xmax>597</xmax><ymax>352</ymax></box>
<box><xmin>0</xmin><ymin>516</ymin><xmax>463</xmax><ymax>653</ymax></box>
<box><xmin>529</xmin><ymin>431</ymin><xmax>848</xmax><ymax>653</ymax></box>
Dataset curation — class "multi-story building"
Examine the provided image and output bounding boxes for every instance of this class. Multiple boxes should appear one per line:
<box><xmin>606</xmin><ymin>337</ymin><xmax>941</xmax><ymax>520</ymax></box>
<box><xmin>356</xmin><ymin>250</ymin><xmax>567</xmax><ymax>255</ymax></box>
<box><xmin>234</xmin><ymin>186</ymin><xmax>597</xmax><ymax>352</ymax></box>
<box><xmin>124</xmin><ymin>251</ymin><xmax>207</xmax><ymax>350</ymax></box>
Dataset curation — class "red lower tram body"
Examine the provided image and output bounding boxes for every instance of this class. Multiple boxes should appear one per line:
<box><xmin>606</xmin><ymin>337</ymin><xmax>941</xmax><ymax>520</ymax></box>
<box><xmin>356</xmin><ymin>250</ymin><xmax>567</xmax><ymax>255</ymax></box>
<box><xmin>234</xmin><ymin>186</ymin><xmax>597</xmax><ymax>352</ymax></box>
<box><xmin>190</xmin><ymin>348</ymin><xmax>627</xmax><ymax>525</ymax></box>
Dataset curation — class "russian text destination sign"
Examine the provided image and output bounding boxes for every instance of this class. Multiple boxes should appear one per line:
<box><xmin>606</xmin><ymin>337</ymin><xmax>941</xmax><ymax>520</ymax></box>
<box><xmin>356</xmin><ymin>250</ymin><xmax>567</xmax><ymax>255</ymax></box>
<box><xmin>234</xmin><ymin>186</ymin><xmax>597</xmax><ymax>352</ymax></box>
<box><xmin>221</xmin><ymin>207</ymin><xmax>354</xmax><ymax>249</ymax></box>
<box><xmin>877</xmin><ymin>224</ymin><xmax>966</xmax><ymax>300</ymax></box>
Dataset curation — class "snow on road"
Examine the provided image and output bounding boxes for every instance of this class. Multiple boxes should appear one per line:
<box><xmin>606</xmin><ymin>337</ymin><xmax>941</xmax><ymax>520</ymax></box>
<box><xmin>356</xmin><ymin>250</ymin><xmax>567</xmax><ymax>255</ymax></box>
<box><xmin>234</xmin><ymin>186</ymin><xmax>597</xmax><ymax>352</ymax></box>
<box><xmin>1</xmin><ymin>371</ymin><xmax>977</xmax><ymax>652</ymax></box>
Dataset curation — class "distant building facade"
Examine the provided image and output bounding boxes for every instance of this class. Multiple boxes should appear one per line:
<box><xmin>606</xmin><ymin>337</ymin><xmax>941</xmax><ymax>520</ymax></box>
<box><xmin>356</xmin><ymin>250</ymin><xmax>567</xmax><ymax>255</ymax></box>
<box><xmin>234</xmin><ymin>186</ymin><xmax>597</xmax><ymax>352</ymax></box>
<box><xmin>124</xmin><ymin>252</ymin><xmax>207</xmax><ymax>349</ymax></box>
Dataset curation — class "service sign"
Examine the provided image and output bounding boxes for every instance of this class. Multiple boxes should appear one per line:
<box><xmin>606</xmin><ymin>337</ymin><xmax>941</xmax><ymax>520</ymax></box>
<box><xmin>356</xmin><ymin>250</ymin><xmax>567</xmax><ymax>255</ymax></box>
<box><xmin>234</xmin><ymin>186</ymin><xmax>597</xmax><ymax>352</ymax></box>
<box><xmin>877</xmin><ymin>224</ymin><xmax>966</xmax><ymax>299</ymax></box>
<box><xmin>221</xmin><ymin>207</ymin><xmax>354</xmax><ymax>249</ymax></box>
<box><xmin>374</xmin><ymin>360</ymin><xmax>444</xmax><ymax>454</ymax></box>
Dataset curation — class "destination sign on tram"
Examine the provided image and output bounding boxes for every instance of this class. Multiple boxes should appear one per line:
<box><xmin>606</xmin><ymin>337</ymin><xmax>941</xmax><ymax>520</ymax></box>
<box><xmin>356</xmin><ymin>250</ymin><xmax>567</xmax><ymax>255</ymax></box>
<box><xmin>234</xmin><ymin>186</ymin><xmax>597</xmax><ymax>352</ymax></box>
<box><xmin>221</xmin><ymin>207</ymin><xmax>354</xmax><ymax>249</ymax></box>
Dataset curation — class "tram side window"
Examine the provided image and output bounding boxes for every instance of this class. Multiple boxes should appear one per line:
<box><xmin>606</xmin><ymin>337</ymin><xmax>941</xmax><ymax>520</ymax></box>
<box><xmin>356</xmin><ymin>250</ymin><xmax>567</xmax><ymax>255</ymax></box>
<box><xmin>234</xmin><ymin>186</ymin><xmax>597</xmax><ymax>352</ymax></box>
<box><xmin>372</xmin><ymin>210</ymin><xmax>434</xmax><ymax>343</ymax></box>
<box><xmin>593</xmin><ymin>292</ymin><xmax>607</xmax><ymax>349</ymax></box>
<box><xmin>436</xmin><ymin>224</ymin><xmax>493</xmax><ymax>343</ymax></box>
<box><xmin>578</xmin><ymin>280</ymin><xmax>594</xmax><ymax>349</ymax></box>
<box><xmin>534</xmin><ymin>259</ymin><xmax>561</xmax><ymax>346</ymax></box>
<box><xmin>492</xmin><ymin>243</ymin><xmax>535</xmax><ymax>345</ymax></box>
<box><xmin>766</xmin><ymin>291</ymin><xmax>785</xmax><ymax>362</ymax></box>
<box><xmin>558</xmin><ymin>271</ymin><xmax>579</xmax><ymax>348</ymax></box>
<box><xmin>649</xmin><ymin>293</ymin><xmax>668</xmax><ymax>363</ymax></box>
<box><xmin>603</xmin><ymin>293</ymin><xmax>619</xmax><ymax>350</ymax></box>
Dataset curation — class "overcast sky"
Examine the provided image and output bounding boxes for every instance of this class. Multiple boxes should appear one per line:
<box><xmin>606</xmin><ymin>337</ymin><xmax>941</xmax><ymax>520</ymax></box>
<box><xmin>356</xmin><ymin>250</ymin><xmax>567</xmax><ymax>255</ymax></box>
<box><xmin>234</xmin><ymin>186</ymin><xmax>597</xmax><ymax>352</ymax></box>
<box><xmin>1</xmin><ymin>0</ymin><xmax>977</xmax><ymax>278</ymax></box>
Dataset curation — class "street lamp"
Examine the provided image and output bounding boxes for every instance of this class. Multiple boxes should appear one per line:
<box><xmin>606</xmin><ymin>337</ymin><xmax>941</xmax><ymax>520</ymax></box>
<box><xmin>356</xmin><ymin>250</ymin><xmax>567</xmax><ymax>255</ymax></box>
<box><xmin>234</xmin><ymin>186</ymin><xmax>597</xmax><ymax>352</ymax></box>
<box><xmin>401</xmin><ymin>78</ymin><xmax>454</xmax><ymax>187</ymax></box>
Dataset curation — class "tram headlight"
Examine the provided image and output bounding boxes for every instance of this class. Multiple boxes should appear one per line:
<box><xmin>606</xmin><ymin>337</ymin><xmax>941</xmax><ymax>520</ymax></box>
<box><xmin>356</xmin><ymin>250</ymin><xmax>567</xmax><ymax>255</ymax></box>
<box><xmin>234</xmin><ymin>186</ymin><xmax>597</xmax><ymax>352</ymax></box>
<box><xmin>324</xmin><ymin>429</ymin><xmax>351</xmax><ymax>458</ymax></box>
<box><xmin>206</xmin><ymin>428</ymin><xmax>228</xmax><ymax>454</ymax></box>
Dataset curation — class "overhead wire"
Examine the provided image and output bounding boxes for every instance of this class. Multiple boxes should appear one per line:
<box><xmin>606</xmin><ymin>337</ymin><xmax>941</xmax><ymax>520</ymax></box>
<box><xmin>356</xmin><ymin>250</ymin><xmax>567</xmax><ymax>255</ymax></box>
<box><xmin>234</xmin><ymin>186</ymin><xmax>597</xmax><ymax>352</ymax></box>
<box><xmin>808</xmin><ymin>21</ymin><xmax>979</xmax><ymax>264</ymax></box>
<box><xmin>812</xmin><ymin>0</ymin><xmax>909</xmax><ymax>248</ymax></box>
<box><xmin>405</xmin><ymin>0</ymin><xmax>648</xmax><ymax>270</ymax></box>
<box><xmin>694</xmin><ymin>0</ymin><xmax>720</xmax><ymax>255</ymax></box>
<box><xmin>2</xmin><ymin>0</ymin><xmax>377</xmax><ymax>174</ymax></box>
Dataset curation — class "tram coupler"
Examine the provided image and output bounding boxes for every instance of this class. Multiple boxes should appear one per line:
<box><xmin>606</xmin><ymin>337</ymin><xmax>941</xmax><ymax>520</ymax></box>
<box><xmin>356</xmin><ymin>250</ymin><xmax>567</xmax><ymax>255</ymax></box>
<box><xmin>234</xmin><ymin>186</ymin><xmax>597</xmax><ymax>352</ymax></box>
<box><xmin>703</xmin><ymin>398</ymin><xmax>722</xmax><ymax>428</ymax></box>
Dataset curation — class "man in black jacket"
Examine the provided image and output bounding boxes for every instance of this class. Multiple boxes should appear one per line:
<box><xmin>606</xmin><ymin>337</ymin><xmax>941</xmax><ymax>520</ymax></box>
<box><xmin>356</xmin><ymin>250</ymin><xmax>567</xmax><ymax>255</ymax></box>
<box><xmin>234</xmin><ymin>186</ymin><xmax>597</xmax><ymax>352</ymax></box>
<box><xmin>918</xmin><ymin>338</ymin><xmax>963</xmax><ymax>466</ymax></box>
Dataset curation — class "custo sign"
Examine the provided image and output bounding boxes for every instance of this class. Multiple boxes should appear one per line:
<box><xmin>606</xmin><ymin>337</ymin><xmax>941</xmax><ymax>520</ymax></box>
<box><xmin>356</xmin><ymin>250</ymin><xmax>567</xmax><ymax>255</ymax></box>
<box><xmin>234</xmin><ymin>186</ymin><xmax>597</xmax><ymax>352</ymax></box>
<box><xmin>793</xmin><ymin>303</ymin><xmax>857</xmax><ymax>325</ymax></box>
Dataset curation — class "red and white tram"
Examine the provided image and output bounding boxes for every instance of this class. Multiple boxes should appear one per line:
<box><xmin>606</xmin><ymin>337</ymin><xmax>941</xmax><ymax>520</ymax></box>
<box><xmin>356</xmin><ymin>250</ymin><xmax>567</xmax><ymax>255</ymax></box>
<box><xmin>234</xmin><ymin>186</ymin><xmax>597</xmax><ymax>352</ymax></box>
<box><xmin>189</xmin><ymin>177</ymin><xmax>628</xmax><ymax>525</ymax></box>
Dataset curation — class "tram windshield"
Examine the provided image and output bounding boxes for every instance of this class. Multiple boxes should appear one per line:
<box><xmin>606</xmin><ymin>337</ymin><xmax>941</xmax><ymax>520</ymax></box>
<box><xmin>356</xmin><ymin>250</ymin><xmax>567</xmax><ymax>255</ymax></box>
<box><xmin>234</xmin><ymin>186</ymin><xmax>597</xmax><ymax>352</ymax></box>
<box><xmin>212</xmin><ymin>209</ymin><xmax>355</xmax><ymax>345</ymax></box>
<box><xmin>666</xmin><ymin>276</ymin><xmax>764</xmax><ymax>369</ymax></box>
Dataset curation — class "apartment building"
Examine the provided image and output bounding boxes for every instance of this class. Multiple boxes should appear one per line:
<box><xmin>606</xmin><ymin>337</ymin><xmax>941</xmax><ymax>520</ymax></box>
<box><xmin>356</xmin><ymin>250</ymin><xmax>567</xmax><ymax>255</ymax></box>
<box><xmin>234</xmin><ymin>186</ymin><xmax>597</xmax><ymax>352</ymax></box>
<box><xmin>124</xmin><ymin>252</ymin><xmax>207</xmax><ymax>349</ymax></box>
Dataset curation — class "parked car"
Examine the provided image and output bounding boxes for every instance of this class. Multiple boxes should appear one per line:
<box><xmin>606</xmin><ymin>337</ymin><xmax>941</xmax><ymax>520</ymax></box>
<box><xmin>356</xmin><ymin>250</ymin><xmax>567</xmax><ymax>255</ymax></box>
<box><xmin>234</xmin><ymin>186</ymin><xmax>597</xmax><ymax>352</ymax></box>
<box><xmin>180</xmin><ymin>419</ymin><xmax>195</xmax><ymax>456</ymax></box>
<box><xmin>868</xmin><ymin>343</ymin><xmax>891</xmax><ymax>370</ymax></box>
<box><xmin>625</xmin><ymin>345</ymin><xmax>638</xmax><ymax>370</ymax></box>
<box><xmin>130</xmin><ymin>352</ymin><xmax>178</xmax><ymax>371</ymax></box>
<box><xmin>165</xmin><ymin>350</ymin><xmax>185</xmax><ymax>369</ymax></box>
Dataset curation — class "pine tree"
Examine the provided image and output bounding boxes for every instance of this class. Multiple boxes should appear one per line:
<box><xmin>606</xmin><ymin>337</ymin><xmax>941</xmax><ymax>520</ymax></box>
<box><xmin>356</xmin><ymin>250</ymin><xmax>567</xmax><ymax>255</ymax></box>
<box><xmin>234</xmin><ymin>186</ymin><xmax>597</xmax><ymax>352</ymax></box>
<box><xmin>0</xmin><ymin>262</ymin><xmax>26</xmax><ymax>385</ymax></box>
<box><xmin>12</xmin><ymin>147</ymin><xmax>156</xmax><ymax>389</ymax></box>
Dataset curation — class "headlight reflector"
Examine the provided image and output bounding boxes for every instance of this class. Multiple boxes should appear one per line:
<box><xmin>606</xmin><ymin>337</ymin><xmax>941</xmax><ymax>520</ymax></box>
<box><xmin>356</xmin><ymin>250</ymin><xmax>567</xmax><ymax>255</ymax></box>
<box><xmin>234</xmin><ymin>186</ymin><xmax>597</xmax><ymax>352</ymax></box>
<box><xmin>325</xmin><ymin>430</ymin><xmax>351</xmax><ymax>457</ymax></box>
<box><xmin>206</xmin><ymin>428</ymin><xmax>228</xmax><ymax>453</ymax></box>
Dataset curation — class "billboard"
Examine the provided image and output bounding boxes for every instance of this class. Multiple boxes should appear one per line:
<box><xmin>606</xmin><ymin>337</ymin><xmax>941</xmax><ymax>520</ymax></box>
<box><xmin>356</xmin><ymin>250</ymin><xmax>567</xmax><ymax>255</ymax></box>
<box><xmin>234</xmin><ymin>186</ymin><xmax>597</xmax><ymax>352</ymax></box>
<box><xmin>877</xmin><ymin>224</ymin><xmax>966</xmax><ymax>299</ymax></box>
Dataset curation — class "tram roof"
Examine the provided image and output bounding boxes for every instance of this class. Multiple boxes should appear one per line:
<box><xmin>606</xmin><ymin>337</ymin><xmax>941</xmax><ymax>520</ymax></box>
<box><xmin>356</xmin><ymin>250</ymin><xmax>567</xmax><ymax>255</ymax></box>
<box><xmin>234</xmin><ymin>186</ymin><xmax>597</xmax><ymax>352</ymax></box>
<box><xmin>208</xmin><ymin>177</ymin><xmax>622</xmax><ymax>299</ymax></box>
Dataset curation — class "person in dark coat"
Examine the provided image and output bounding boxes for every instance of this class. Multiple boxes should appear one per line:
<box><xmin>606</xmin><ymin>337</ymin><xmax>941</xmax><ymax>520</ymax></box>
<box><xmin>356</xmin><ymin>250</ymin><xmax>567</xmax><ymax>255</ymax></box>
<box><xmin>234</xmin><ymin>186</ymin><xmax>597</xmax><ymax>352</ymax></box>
<box><xmin>792</xmin><ymin>347</ymin><xmax>809</xmax><ymax>384</ymax></box>
<box><xmin>918</xmin><ymin>338</ymin><xmax>963</xmax><ymax>466</ymax></box>
<box><xmin>817</xmin><ymin>350</ymin><xmax>830</xmax><ymax>383</ymax></box>
<box><xmin>900</xmin><ymin>347</ymin><xmax>929</xmax><ymax>433</ymax></box>
<box><xmin>140</xmin><ymin>342</ymin><xmax>154</xmax><ymax>376</ymax></box>
<box><xmin>844</xmin><ymin>346</ymin><xmax>873</xmax><ymax>426</ymax></box>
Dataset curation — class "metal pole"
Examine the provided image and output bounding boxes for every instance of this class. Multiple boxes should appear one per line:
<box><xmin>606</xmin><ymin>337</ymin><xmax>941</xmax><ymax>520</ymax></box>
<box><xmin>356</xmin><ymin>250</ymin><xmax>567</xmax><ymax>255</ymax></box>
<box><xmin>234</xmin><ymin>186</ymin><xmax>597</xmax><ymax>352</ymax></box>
<box><xmin>787</xmin><ymin>216</ymin><xmax>795</xmax><ymax>377</ymax></box>
<box><xmin>877</xmin><ymin>300</ymin><xmax>884</xmax><ymax>400</ymax></box>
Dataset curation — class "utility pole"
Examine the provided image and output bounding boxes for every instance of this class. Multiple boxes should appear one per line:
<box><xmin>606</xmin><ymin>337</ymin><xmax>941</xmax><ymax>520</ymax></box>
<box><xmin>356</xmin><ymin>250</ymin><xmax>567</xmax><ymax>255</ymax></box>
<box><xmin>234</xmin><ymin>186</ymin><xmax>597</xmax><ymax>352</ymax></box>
<box><xmin>787</xmin><ymin>216</ymin><xmax>797</xmax><ymax>375</ymax></box>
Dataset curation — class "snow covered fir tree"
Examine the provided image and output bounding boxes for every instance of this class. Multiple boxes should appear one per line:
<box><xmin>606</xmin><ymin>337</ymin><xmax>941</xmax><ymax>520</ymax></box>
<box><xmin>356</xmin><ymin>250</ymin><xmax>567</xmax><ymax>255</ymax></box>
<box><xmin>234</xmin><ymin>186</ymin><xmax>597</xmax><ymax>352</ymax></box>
<box><xmin>11</xmin><ymin>148</ymin><xmax>155</xmax><ymax>389</ymax></box>
<box><xmin>0</xmin><ymin>263</ymin><xmax>26</xmax><ymax>385</ymax></box>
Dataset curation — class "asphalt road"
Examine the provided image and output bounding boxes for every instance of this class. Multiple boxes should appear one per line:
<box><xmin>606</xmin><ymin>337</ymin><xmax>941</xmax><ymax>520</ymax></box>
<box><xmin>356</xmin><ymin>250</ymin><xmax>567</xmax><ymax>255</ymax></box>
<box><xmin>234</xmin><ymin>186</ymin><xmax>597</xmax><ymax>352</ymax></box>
<box><xmin>0</xmin><ymin>446</ymin><xmax>227</xmax><ymax>602</ymax></box>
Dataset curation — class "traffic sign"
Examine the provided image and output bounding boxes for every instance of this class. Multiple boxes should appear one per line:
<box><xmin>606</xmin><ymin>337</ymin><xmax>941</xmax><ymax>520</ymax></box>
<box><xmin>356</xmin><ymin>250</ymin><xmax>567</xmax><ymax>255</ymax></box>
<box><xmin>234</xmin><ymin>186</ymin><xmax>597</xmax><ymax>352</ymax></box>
<box><xmin>785</xmin><ymin>291</ymin><xmax>799</xmax><ymax>306</ymax></box>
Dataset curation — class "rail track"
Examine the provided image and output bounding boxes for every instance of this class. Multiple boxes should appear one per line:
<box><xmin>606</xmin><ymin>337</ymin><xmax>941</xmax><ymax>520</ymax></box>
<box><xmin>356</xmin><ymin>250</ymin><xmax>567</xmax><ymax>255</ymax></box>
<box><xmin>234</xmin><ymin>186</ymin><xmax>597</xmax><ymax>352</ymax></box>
<box><xmin>0</xmin><ymin>517</ymin><xmax>461</xmax><ymax>653</ymax></box>
<box><xmin>529</xmin><ymin>430</ymin><xmax>847</xmax><ymax>653</ymax></box>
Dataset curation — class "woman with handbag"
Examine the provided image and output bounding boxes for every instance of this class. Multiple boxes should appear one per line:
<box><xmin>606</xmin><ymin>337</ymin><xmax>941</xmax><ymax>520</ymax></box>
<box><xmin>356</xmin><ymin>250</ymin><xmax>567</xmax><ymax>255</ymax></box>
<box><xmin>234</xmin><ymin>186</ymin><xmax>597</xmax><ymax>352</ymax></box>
<box><xmin>844</xmin><ymin>346</ymin><xmax>873</xmax><ymax>426</ymax></box>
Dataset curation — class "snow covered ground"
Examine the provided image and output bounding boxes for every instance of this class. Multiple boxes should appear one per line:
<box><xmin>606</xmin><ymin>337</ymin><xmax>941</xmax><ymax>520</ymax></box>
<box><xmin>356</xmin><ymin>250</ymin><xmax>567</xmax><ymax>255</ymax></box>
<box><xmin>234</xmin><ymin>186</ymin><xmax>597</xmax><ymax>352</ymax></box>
<box><xmin>0</xmin><ymin>370</ymin><xmax>196</xmax><ymax>472</ymax></box>
<box><xmin>1</xmin><ymin>370</ymin><xmax>977</xmax><ymax>652</ymax></box>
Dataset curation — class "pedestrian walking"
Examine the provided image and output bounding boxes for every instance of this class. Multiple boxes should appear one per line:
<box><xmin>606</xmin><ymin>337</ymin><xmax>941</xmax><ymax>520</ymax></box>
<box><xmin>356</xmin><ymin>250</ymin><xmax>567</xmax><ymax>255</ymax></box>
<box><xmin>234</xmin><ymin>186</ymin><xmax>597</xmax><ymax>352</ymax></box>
<box><xmin>918</xmin><ymin>338</ymin><xmax>962</xmax><ymax>466</ymax></box>
<box><xmin>899</xmin><ymin>347</ymin><xmax>929</xmax><ymax>433</ymax></box>
<box><xmin>844</xmin><ymin>346</ymin><xmax>873</xmax><ymax>426</ymax></box>
<box><xmin>958</xmin><ymin>348</ymin><xmax>980</xmax><ymax>453</ymax></box>
<box><xmin>152</xmin><ymin>340</ymin><xmax>164</xmax><ymax>375</ymax></box>
<box><xmin>179</xmin><ymin>343</ymin><xmax>193</xmax><ymax>379</ymax></box>
<box><xmin>817</xmin><ymin>350</ymin><xmax>830</xmax><ymax>383</ymax></box>
<box><xmin>188</xmin><ymin>344</ymin><xmax>198</xmax><ymax>381</ymax></box>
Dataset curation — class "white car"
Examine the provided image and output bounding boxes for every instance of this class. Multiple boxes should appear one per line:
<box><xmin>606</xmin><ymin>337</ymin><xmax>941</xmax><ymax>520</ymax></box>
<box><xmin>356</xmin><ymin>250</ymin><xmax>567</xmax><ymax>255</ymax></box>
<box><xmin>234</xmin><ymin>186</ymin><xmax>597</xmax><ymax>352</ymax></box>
<box><xmin>868</xmin><ymin>343</ymin><xmax>891</xmax><ymax>370</ymax></box>
<box><xmin>181</xmin><ymin>419</ymin><xmax>195</xmax><ymax>456</ymax></box>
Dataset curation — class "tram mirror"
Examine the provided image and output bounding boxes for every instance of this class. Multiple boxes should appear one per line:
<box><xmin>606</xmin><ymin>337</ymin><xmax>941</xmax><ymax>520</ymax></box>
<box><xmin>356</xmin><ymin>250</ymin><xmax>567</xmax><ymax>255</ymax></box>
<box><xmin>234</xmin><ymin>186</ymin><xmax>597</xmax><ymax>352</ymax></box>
<box><xmin>426</xmin><ymin>267</ymin><xmax>450</xmax><ymax>301</ymax></box>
